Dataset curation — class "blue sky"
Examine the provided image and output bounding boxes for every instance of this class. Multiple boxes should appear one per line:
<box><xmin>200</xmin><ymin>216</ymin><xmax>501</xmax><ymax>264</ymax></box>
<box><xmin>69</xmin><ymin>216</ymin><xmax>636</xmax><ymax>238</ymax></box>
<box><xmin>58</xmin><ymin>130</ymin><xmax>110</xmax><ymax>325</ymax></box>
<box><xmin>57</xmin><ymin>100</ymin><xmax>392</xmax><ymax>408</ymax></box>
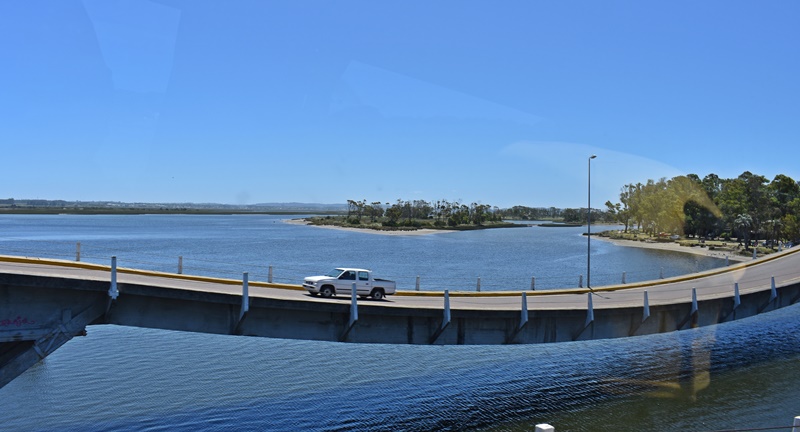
<box><xmin>2</xmin><ymin>1</ymin><xmax>798</xmax><ymax>208</ymax></box>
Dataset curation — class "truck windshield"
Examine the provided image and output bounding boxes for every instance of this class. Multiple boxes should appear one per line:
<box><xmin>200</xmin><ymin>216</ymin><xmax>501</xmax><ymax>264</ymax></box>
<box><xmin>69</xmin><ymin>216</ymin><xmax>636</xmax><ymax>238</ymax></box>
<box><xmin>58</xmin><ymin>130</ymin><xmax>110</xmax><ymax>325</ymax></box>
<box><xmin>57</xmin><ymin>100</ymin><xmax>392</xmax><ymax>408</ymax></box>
<box><xmin>325</xmin><ymin>269</ymin><xmax>344</xmax><ymax>278</ymax></box>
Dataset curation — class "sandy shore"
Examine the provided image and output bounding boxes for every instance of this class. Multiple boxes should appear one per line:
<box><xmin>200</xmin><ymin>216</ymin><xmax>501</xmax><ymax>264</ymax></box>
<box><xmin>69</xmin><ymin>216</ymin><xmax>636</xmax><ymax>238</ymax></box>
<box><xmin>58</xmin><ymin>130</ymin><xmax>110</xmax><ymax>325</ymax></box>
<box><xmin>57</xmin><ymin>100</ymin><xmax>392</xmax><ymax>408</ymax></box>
<box><xmin>283</xmin><ymin>218</ymin><xmax>456</xmax><ymax>236</ymax></box>
<box><xmin>594</xmin><ymin>236</ymin><xmax>749</xmax><ymax>262</ymax></box>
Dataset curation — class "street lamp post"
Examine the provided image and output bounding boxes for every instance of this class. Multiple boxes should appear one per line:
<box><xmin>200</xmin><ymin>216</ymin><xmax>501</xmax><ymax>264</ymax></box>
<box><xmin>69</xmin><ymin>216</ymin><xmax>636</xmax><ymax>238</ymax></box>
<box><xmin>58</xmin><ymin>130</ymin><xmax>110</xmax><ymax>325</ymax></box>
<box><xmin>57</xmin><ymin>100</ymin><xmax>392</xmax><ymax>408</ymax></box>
<box><xmin>587</xmin><ymin>154</ymin><xmax>597</xmax><ymax>289</ymax></box>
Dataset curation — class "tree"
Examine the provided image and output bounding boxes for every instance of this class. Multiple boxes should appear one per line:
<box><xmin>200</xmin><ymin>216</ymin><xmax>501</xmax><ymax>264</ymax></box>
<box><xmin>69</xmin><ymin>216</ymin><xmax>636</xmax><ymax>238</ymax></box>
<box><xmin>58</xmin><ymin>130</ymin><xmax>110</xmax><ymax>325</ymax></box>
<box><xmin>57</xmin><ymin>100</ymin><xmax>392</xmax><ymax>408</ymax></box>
<box><xmin>411</xmin><ymin>200</ymin><xmax>432</xmax><ymax>219</ymax></box>
<box><xmin>562</xmin><ymin>208</ymin><xmax>582</xmax><ymax>223</ymax></box>
<box><xmin>385</xmin><ymin>202</ymin><xmax>402</xmax><ymax>225</ymax></box>
<box><xmin>716</xmin><ymin>177</ymin><xmax>749</xmax><ymax>239</ymax></box>
<box><xmin>666</xmin><ymin>175</ymin><xmax>721</xmax><ymax>237</ymax></box>
<box><xmin>346</xmin><ymin>199</ymin><xmax>357</xmax><ymax>219</ymax></box>
<box><xmin>626</xmin><ymin>183</ymin><xmax>644</xmax><ymax>231</ymax></box>
<box><xmin>367</xmin><ymin>201</ymin><xmax>384</xmax><ymax>222</ymax></box>
<box><xmin>782</xmin><ymin>197</ymin><xmax>800</xmax><ymax>244</ymax></box>
<box><xmin>770</xmin><ymin>174</ymin><xmax>800</xmax><ymax>210</ymax></box>
<box><xmin>738</xmin><ymin>171</ymin><xmax>770</xmax><ymax>247</ymax></box>
<box><xmin>734</xmin><ymin>213</ymin><xmax>753</xmax><ymax>250</ymax></box>
<box><xmin>701</xmin><ymin>173</ymin><xmax>723</xmax><ymax>200</ymax></box>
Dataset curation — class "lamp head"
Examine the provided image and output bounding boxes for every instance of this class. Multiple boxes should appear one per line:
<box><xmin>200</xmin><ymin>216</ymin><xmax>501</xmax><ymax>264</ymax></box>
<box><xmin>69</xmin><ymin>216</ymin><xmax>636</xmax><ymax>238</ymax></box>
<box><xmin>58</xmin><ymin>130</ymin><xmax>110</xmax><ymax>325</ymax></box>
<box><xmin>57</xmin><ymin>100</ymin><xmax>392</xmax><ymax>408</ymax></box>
<box><xmin>590</xmin><ymin>154</ymin><xmax>597</xmax><ymax>159</ymax></box>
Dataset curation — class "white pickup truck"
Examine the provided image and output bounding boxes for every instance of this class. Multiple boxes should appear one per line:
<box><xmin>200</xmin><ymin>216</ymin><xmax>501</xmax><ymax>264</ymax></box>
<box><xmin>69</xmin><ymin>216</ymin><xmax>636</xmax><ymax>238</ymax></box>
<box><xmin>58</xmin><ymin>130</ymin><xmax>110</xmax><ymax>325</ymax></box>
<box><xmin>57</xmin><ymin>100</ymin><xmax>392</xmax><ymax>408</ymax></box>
<box><xmin>303</xmin><ymin>268</ymin><xmax>396</xmax><ymax>300</ymax></box>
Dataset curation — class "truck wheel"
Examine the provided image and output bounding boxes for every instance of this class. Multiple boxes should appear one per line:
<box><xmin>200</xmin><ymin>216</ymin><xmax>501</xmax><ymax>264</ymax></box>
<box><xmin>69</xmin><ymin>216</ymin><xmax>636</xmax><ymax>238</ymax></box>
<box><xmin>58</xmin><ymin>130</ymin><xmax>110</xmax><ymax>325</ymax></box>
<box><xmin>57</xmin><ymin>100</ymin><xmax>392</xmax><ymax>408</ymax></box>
<box><xmin>371</xmin><ymin>289</ymin><xmax>385</xmax><ymax>300</ymax></box>
<box><xmin>320</xmin><ymin>286</ymin><xmax>334</xmax><ymax>298</ymax></box>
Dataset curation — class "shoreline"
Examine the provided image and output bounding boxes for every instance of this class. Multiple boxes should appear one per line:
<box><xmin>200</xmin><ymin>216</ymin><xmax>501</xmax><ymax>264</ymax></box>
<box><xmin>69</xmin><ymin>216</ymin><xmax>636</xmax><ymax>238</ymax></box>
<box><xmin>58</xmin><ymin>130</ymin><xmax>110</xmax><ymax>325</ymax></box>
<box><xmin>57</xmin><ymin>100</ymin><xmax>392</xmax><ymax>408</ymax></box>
<box><xmin>286</xmin><ymin>218</ymin><xmax>752</xmax><ymax>261</ymax></box>
<box><xmin>594</xmin><ymin>236</ymin><xmax>750</xmax><ymax>262</ymax></box>
<box><xmin>283</xmin><ymin>218</ymin><xmax>457</xmax><ymax>236</ymax></box>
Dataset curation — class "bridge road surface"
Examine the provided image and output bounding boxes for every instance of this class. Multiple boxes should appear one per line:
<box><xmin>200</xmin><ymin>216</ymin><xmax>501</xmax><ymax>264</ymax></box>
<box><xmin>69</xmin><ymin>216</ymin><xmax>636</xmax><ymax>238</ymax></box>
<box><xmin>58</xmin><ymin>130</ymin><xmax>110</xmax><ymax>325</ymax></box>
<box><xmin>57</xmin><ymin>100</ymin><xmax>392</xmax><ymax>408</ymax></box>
<box><xmin>2</xmin><ymin>247</ymin><xmax>799</xmax><ymax>312</ymax></box>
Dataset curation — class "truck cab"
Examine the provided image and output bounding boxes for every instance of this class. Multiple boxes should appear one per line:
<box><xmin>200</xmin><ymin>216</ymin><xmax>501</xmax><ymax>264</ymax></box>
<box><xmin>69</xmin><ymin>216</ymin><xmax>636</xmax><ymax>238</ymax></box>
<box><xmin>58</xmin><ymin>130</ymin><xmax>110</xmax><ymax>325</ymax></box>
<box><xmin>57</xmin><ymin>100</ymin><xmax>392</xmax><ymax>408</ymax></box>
<box><xmin>303</xmin><ymin>268</ymin><xmax>396</xmax><ymax>300</ymax></box>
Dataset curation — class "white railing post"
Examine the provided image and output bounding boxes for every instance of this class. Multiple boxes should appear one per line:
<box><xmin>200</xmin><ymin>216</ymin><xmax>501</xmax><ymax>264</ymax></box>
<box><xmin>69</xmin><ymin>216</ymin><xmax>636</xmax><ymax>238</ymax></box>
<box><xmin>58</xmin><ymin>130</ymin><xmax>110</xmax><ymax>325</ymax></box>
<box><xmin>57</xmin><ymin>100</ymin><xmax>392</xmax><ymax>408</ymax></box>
<box><xmin>734</xmin><ymin>282</ymin><xmax>741</xmax><ymax>309</ymax></box>
<box><xmin>76</xmin><ymin>242</ymin><xmax>81</xmax><ymax>262</ymax></box>
<box><xmin>178</xmin><ymin>256</ymin><xmax>183</xmax><ymax>274</ymax></box>
<box><xmin>530</xmin><ymin>276</ymin><xmax>535</xmax><ymax>291</ymax></box>
<box><xmin>792</xmin><ymin>415</ymin><xmax>800</xmax><ymax>432</ymax></box>
<box><xmin>476</xmin><ymin>276</ymin><xmax>481</xmax><ymax>292</ymax></box>
<box><xmin>578</xmin><ymin>274</ymin><xmax>583</xmax><ymax>288</ymax></box>
<box><xmin>415</xmin><ymin>275</ymin><xmax>420</xmax><ymax>291</ymax></box>
<box><xmin>660</xmin><ymin>267</ymin><xmax>664</xmax><ymax>279</ymax></box>
<box><xmin>621</xmin><ymin>271</ymin><xmax>626</xmax><ymax>284</ymax></box>
<box><xmin>535</xmin><ymin>424</ymin><xmax>555</xmax><ymax>432</ymax></box>
<box><xmin>691</xmin><ymin>288</ymin><xmax>698</xmax><ymax>315</ymax></box>
<box><xmin>642</xmin><ymin>290</ymin><xmax>650</xmax><ymax>322</ymax></box>
<box><xmin>268</xmin><ymin>265</ymin><xmax>273</xmax><ymax>283</ymax></box>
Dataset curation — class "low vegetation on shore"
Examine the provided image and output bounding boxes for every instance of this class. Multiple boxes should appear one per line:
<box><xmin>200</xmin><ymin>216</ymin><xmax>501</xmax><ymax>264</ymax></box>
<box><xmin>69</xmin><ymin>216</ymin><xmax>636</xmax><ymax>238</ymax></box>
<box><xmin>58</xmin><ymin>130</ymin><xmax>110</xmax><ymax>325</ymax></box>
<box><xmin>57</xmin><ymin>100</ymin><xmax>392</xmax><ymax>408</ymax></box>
<box><xmin>306</xmin><ymin>199</ymin><xmax>525</xmax><ymax>231</ymax></box>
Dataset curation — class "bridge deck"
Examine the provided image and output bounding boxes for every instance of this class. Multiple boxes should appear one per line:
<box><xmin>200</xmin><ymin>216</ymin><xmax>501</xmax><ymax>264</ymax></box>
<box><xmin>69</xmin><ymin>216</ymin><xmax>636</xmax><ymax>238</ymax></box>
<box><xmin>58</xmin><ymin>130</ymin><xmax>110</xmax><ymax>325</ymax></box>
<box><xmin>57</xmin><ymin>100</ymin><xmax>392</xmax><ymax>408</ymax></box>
<box><xmin>2</xmin><ymin>248</ymin><xmax>800</xmax><ymax>388</ymax></box>
<box><xmin>2</xmin><ymin>247</ymin><xmax>799</xmax><ymax>310</ymax></box>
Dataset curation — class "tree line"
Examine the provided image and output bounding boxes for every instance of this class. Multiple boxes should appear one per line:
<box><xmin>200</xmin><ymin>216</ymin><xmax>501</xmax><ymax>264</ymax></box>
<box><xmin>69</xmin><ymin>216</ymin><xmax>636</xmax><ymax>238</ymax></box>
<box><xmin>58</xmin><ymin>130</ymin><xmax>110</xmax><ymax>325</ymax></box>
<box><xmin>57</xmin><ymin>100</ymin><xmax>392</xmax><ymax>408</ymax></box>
<box><xmin>604</xmin><ymin>172</ymin><xmax>800</xmax><ymax>247</ymax></box>
<box><xmin>498</xmin><ymin>205</ymin><xmax>616</xmax><ymax>223</ymax></box>
<box><xmin>345</xmin><ymin>199</ymin><xmax>503</xmax><ymax>227</ymax></box>
<box><xmin>343</xmin><ymin>199</ymin><xmax>618</xmax><ymax>227</ymax></box>
<box><xmin>343</xmin><ymin>171</ymin><xmax>800</xmax><ymax>244</ymax></box>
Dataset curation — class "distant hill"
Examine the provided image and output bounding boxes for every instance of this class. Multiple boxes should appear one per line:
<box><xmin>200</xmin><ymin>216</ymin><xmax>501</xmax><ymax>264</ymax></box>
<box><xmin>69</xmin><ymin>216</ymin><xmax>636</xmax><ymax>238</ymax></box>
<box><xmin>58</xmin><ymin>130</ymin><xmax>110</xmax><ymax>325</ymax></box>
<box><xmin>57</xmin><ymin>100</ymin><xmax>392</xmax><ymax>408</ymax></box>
<box><xmin>0</xmin><ymin>199</ymin><xmax>348</xmax><ymax>214</ymax></box>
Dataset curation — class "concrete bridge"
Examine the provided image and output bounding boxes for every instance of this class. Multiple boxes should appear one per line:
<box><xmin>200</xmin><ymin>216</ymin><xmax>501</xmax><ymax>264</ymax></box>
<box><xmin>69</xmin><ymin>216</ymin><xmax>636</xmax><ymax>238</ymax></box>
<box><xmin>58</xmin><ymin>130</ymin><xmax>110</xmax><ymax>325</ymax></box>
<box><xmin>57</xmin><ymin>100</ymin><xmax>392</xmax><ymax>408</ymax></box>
<box><xmin>2</xmin><ymin>248</ymin><xmax>800</xmax><ymax>389</ymax></box>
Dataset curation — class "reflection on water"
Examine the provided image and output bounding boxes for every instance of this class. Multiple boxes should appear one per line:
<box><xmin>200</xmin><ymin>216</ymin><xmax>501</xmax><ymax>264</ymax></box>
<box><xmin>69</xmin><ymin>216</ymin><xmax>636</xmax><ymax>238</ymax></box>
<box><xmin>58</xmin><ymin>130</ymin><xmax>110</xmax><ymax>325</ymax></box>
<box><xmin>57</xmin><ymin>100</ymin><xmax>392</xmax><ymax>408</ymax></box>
<box><xmin>485</xmin><ymin>303</ymin><xmax>800</xmax><ymax>432</ymax></box>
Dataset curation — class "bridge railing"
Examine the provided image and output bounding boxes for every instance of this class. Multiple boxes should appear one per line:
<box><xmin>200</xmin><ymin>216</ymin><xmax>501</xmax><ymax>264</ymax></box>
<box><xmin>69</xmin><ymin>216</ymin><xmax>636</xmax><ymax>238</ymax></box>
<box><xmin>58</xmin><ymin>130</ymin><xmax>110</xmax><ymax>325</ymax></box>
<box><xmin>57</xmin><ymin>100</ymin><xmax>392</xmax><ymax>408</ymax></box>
<box><xmin>0</xmin><ymin>238</ymin><xmax>763</xmax><ymax>292</ymax></box>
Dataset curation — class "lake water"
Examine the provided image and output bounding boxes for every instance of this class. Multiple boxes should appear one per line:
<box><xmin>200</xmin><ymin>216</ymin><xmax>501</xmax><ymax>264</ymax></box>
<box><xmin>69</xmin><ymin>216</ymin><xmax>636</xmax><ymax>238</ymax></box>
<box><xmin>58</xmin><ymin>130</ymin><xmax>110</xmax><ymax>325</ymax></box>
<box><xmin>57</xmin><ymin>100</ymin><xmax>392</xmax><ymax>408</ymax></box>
<box><xmin>2</xmin><ymin>214</ymin><xmax>799</xmax><ymax>431</ymax></box>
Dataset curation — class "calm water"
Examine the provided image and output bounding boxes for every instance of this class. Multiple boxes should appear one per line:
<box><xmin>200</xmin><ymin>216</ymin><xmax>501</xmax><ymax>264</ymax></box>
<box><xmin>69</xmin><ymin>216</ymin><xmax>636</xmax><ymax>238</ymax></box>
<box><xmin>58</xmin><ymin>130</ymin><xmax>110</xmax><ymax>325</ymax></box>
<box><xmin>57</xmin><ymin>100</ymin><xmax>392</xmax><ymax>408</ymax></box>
<box><xmin>0</xmin><ymin>214</ymin><xmax>724</xmax><ymax>289</ymax></box>
<box><xmin>2</xmin><ymin>214</ymin><xmax>799</xmax><ymax>431</ymax></box>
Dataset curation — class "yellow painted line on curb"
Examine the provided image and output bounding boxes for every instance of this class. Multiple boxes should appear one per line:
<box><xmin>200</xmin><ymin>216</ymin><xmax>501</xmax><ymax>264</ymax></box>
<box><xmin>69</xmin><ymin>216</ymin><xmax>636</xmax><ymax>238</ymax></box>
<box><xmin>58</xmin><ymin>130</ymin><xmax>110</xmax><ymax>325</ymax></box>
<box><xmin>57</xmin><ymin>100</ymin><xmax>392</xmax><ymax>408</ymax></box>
<box><xmin>0</xmin><ymin>255</ymin><xmax>305</xmax><ymax>291</ymax></box>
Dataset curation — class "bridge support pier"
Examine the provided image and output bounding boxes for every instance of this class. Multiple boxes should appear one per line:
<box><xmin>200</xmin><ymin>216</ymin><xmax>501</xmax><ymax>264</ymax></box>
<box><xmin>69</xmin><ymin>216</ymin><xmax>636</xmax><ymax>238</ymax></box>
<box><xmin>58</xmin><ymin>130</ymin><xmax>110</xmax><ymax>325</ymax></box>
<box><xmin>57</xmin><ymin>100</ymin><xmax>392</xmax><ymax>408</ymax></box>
<box><xmin>1</xmin><ymin>264</ymin><xmax>115</xmax><ymax>389</ymax></box>
<box><xmin>675</xmin><ymin>288</ymin><xmax>701</xmax><ymax>330</ymax></box>
<box><xmin>428</xmin><ymin>290</ymin><xmax>451</xmax><ymax>344</ymax></box>
<box><xmin>1</xmin><ymin>292</ymin><xmax>108</xmax><ymax>388</ymax></box>
<box><xmin>757</xmin><ymin>276</ymin><xmax>780</xmax><ymax>314</ymax></box>
<box><xmin>572</xmin><ymin>293</ymin><xmax>595</xmax><ymax>341</ymax></box>
<box><xmin>339</xmin><ymin>283</ymin><xmax>358</xmax><ymax>342</ymax></box>
<box><xmin>628</xmin><ymin>291</ymin><xmax>652</xmax><ymax>336</ymax></box>
<box><xmin>232</xmin><ymin>273</ymin><xmax>250</xmax><ymax>335</ymax></box>
<box><xmin>506</xmin><ymin>293</ymin><xmax>529</xmax><ymax>343</ymax></box>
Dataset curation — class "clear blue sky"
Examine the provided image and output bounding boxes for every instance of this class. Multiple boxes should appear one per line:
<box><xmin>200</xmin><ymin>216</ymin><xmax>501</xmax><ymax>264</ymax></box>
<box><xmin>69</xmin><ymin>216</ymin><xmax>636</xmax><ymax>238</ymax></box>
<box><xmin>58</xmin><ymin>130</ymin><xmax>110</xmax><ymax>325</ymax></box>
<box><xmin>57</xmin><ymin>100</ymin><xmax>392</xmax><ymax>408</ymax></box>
<box><xmin>2</xmin><ymin>1</ymin><xmax>798</xmax><ymax>208</ymax></box>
